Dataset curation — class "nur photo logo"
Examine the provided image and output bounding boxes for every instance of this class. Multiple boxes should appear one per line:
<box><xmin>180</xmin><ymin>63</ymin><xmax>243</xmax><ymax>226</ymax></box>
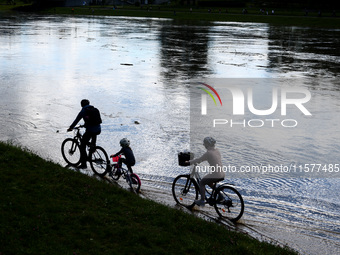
<box><xmin>197</xmin><ymin>82</ymin><xmax>223</xmax><ymax>115</ymax></box>
<box><xmin>196</xmin><ymin>80</ymin><xmax>312</xmax><ymax>128</ymax></box>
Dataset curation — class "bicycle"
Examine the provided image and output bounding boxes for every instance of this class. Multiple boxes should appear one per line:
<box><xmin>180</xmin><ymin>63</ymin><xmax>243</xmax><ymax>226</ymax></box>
<box><xmin>172</xmin><ymin>158</ymin><xmax>244</xmax><ymax>222</ymax></box>
<box><xmin>107</xmin><ymin>155</ymin><xmax>141</xmax><ymax>193</ymax></box>
<box><xmin>61</xmin><ymin>125</ymin><xmax>109</xmax><ymax>176</ymax></box>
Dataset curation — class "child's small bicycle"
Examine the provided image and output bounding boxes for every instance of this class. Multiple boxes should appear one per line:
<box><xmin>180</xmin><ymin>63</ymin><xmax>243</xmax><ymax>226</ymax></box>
<box><xmin>108</xmin><ymin>155</ymin><xmax>141</xmax><ymax>193</ymax></box>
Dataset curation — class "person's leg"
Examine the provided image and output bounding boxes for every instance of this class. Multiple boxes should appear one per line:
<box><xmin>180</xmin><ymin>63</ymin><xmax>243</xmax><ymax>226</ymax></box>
<box><xmin>126</xmin><ymin>163</ymin><xmax>133</xmax><ymax>173</ymax></box>
<box><xmin>89</xmin><ymin>133</ymin><xmax>97</xmax><ymax>153</ymax></box>
<box><xmin>198</xmin><ymin>176</ymin><xmax>212</xmax><ymax>201</ymax></box>
<box><xmin>80</xmin><ymin>131</ymin><xmax>91</xmax><ymax>167</ymax></box>
<box><xmin>120</xmin><ymin>158</ymin><xmax>133</xmax><ymax>172</ymax></box>
<box><xmin>118</xmin><ymin>157</ymin><xmax>124</xmax><ymax>168</ymax></box>
<box><xmin>195</xmin><ymin>174</ymin><xmax>221</xmax><ymax>206</ymax></box>
<box><xmin>126</xmin><ymin>164</ymin><xmax>133</xmax><ymax>174</ymax></box>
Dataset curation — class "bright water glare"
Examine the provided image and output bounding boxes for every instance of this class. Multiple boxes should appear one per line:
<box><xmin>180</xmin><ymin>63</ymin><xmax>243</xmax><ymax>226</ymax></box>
<box><xmin>0</xmin><ymin>14</ymin><xmax>339</xmax><ymax>255</ymax></box>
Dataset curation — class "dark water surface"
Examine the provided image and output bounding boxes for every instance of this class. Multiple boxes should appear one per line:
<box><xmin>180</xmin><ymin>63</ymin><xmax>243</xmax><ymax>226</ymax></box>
<box><xmin>0</xmin><ymin>14</ymin><xmax>339</xmax><ymax>254</ymax></box>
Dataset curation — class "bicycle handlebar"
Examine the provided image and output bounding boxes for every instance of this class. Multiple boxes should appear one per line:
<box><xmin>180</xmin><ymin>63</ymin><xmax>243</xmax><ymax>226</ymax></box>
<box><xmin>74</xmin><ymin>125</ymin><xmax>85</xmax><ymax>129</ymax></box>
<box><xmin>67</xmin><ymin>125</ymin><xmax>84</xmax><ymax>132</ymax></box>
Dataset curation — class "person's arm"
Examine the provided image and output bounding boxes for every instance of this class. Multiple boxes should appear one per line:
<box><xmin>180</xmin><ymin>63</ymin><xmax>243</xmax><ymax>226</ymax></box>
<box><xmin>187</xmin><ymin>152</ymin><xmax>208</xmax><ymax>165</ymax></box>
<box><xmin>111</xmin><ymin>148</ymin><xmax>123</xmax><ymax>158</ymax></box>
<box><xmin>68</xmin><ymin>110</ymin><xmax>84</xmax><ymax>131</ymax></box>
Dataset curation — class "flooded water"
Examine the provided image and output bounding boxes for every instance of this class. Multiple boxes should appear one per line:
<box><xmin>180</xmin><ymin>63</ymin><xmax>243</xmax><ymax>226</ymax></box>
<box><xmin>0</xmin><ymin>13</ymin><xmax>339</xmax><ymax>254</ymax></box>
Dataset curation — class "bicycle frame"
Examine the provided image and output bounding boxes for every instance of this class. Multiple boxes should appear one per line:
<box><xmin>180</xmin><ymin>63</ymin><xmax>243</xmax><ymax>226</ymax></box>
<box><xmin>111</xmin><ymin>163</ymin><xmax>132</xmax><ymax>182</ymax></box>
<box><xmin>189</xmin><ymin>164</ymin><xmax>218</xmax><ymax>202</ymax></box>
<box><xmin>189</xmin><ymin>164</ymin><xmax>201</xmax><ymax>180</ymax></box>
<box><xmin>74</xmin><ymin>129</ymin><xmax>82</xmax><ymax>141</ymax></box>
<box><xmin>71</xmin><ymin>126</ymin><xmax>95</xmax><ymax>153</ymax></box>
<box><xmin>121</xmin><ymin>167</ymin><xmax>134</xmax><ymax>183</ymax></box>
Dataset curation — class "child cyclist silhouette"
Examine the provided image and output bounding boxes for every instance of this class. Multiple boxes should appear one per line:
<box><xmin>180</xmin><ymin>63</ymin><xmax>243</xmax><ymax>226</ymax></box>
<box><xmin>186</xmin><ymin>137</ymin><xmax>225</xmax><ymax>206</ymax></box>
<box><xmin>110</xmin><ymin>138</ymin><xmax>136</xmax><ymax>175</ymax></box>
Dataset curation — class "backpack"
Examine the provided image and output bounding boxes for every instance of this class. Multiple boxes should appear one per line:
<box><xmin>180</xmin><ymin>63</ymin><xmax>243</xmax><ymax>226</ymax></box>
<box><xmin>84</xmin><ymin>106</ymin><xmax>102</xmax><ymax>126</ymax></box>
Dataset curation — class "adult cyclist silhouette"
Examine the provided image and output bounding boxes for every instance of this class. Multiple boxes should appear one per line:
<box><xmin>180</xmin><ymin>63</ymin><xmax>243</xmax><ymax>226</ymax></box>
<box><xmin>67</xmin><ymin>99</ymin><xmax>102</xmax><ymax>168</ymax></box>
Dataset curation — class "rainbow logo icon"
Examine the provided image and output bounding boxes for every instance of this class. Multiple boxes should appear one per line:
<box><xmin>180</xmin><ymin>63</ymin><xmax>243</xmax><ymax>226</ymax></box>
<box><xmin>197</xmin><ymin>83</ymin><xmax>222</xmax><ymax>115</ymax></box>
<box><xmin>197</xmin><ymin>82</ymin><xmax>223</xmax><ymax>106</ymax></box>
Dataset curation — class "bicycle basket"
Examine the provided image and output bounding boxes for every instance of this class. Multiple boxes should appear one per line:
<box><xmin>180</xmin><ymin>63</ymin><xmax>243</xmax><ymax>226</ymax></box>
<box><xmin>111</xmin><ymin>155</ymin><xmax>121</xmax><ymax>163</ymax></box>
<box><xmin>178</xmin><ymin>152</ymin><xmax>194</xmax><ymax>166</ymax></box>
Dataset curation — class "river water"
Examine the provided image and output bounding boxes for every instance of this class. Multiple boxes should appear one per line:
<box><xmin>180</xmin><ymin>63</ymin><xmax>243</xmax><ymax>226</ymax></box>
<box><xmin>0</xmin><ymin>13</ymin><xmax>339</xmax><ymax>254</ymax></box>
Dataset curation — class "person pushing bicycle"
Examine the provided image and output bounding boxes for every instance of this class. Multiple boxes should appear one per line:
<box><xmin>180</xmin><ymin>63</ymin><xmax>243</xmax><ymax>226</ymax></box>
<box><xmin>110</xmin><ymin>138</ymin><xmax>136</xmax><ymax>174</ymax></box>
<box><xmin>67</xmin><ymin>99</ymin><xmax>102</xmax><ymax>169</ymax></box>
<box><xmin>186</xmin><ymin>137</ymin><xmax>225</xmax><ymax>206</ymax></box>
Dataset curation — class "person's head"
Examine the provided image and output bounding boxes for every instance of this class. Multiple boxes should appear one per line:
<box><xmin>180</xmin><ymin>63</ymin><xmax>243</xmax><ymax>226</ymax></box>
<box><xmin>203</xmin><ymin>137</ymin><xmax>216</xmax><ymax>149</ymax></box>
<box><xmin>81</xmin><ymin>99</ymin><xmax>90</xmax><ymax>107</ymax></box>
<box><xmin>120</xmin><ymin>138</ymin><xmax>130</xmax><ymax>148</ymax></box>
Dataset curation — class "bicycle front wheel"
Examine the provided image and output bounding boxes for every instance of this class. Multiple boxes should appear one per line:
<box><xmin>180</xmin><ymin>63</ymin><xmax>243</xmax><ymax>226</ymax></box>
<box><xmin>89</xmin><ymin>146</ymin><xmax>109</xmax><ymax>177</ymax></box>
<box><xmin>129</xmin><ymin>173</ymin><xmax>141</xmax><ymax>193</ymax></box>
<box><xmin>110</xmin><ymin>166</ymin><xmax>121</xmax><ymax>181</ymax></box>
<box><xmin>61</xmin><ymin>138</ymin><xmax>81</xmax><ymax>166</ymax></box>
<box><xmin>214</xmin><ymin>185</ymin><xmax>244</xmax><ymax>222</ymax></box>
<box><xmin>172</xmin><ymin>175</ymin><xmax>199</xmax><ymax>209</ymax></box>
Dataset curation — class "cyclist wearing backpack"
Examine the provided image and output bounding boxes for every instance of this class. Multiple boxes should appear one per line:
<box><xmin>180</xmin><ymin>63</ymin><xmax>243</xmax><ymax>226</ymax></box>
<box><xmin>67</xmin><ymin>99</ymin><xmax>102</xmax><ymax>168</ymax></box>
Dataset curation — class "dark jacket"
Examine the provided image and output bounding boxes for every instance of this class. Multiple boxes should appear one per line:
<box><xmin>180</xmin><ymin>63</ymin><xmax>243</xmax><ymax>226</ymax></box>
<box><xmin>113</xmin><ymin>147</ymin><xmax>135</xmax><ymax>166</ymax></box>
<box><xmin>69</xmin><ymin>105</ymin><xmax>101</xmax><ymax>134</ymax></box>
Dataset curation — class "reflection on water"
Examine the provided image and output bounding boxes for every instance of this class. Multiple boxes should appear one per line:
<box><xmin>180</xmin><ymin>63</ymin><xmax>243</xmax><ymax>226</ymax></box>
<box><xmin>159</xmin><ymin>20</ymin><xmax>212</xmax><ymax>80</ymax></box>
<box><xmin>208</xmin><ymin>22</ymin><xmax>340</xmax><ymax>78</ymax></box>
<box><xmin>0</xmin><ymin>14</ymin><xmax>339</xmax><ymax>255</ymax></box>
<box><xmin>267</xmin><ymin>26</ymin><xmax>340</xmax><ymax>76</ymax></box>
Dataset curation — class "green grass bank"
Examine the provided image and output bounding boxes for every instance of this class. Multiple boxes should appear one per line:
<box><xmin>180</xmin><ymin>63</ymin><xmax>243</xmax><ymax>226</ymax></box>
<box><xmin>0</xmin><ymin>141</ymin><xmax>297</xmax><ymax>254</ymax></box>
<box><xmin>1</xmin><ymin>1</ymin><xmax>340</xmax><ymax>28</ymax></box>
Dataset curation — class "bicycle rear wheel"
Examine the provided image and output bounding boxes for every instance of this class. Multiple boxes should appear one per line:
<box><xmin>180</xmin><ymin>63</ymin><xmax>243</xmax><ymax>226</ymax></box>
<box><xmin>214</xmin><ymin>185</ymin><xmax>244</xmax><ymax>222</ymax></box>
<box><xmin>172</xmin><ymin>175</ymin><xmax>199</xmax><ymax>209</ymax></box>
<box><xmin>61</xmin><ymin>138</ymin><xmax>81</xmax><ymax>166</ymax></box>
<box><xmin>129</xmin><ymin>173</ymin><xmax>141</xmax><ymax>193</ymax></box>
<box><xmin>89</xmin><ymin>146</ymin><xmax>109</xmax><ymax>177</ymax></box>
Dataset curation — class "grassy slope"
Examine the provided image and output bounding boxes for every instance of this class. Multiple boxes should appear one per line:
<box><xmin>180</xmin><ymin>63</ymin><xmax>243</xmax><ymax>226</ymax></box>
<box><xmin>0</xmin><ymin>142</ymin><xmax>297</xmax><ymax>254</ymax></box>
